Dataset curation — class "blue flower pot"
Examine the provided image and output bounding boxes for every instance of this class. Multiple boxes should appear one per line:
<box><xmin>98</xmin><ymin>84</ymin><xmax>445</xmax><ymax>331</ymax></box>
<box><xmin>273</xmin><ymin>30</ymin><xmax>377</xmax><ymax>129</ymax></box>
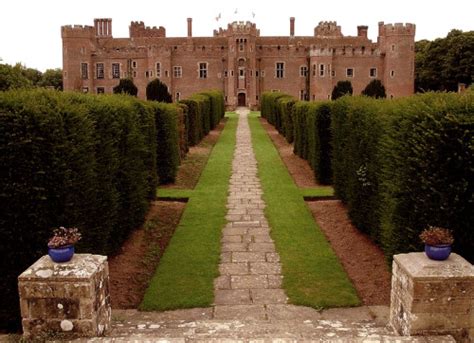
<box><xmin>48</xmin><ymin>245</ymin><xmax>74</xmax><ymax>263</ymax></box>
<box><xmin>425</xmin><ymin>244</ymin><xmax>451</xmax><ymax>261</ymax></box>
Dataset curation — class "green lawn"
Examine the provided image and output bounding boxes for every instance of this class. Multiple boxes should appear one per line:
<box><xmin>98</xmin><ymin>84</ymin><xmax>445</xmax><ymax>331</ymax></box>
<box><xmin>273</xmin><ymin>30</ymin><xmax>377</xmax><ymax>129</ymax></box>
<box><xmin>249</xmin><ymin>112</ymin><xmax>360</xmax><ymax>308</ymax></box>
<box><xmin>140</xmin><ymin>112</ymin><xmax>237</xmax><ymax>310</ymax></box>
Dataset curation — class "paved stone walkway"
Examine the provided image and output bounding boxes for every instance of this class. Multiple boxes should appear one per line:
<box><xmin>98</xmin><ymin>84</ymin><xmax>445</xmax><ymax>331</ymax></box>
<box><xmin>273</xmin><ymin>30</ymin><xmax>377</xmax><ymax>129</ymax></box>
<box><xmin>212</xmin><ymin>108</ymin><xmax>287</xmax><ymax>317</ymax></box>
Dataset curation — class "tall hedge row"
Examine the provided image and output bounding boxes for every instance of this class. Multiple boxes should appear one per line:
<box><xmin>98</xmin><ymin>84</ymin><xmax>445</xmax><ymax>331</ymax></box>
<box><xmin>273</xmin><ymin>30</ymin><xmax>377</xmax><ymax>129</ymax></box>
<box><xmin>0</xmin><ymin>89</ymin><xmax>158</xmax><ymax>329</ymax></box>
<box><xmin>331</xmin><ymin>96</ymin><xmax>387</xmax><ymax>239</ymax></box>
<box><xmin>180</xmin><ymin>90</ymin><xmax>225</xmax><ymax>146</ymax></box>
<box><xmin>262</xmin><ymin>91</ymin><xmax>473</xmax><ymax>263</ymax></box>
<box><xmin>379</xmin><ymin>93</ymin><xmax>474</xmax><ymax>262</ymax></box>
<box><xmin>260</xmin><ymin>92</ymin><xmax>295</xmax><ymax>142</ymax></box>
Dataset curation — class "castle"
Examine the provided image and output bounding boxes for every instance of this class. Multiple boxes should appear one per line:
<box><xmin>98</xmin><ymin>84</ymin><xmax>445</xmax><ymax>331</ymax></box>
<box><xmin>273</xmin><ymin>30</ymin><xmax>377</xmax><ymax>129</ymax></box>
<box><xmin>61</xmin><ymin>18</ymin><xmax>415</xmax><ymax>108</ymax></box>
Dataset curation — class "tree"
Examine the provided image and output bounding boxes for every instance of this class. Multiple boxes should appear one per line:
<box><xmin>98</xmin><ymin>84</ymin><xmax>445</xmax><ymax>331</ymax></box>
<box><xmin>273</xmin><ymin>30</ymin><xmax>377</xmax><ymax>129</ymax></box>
<box><xmin>362</xmin><ymin>79</ymin><xmax>386</xmax><ymax>98</ymax></box>
<box><xmin>0</xmin><ymin>63</ymin><xmax>32</xmax><ymax>91</ymax></box>
<box><xmin>38</xmin><ymin>68</ymin><xmax>63</xmax><ymax>90</ymax></box>
<box><xmin>113</xmin><ymin>78</ymin><xmax>138</xmax><ymax>96</ymax></box>
<box><xmin>415</xmin><ymin>30</ymin><xmax>474</xmax><ymax>92</ymax></box>
<box><xmin>146</xmin><ymin>78</ymin><xmax>172</xmax><ymax>102</ymax></box>
<box><xmin>331</xmin><ymin>80</ymin><xmax>353</xmax><ymax>100</ymax></box>
<box><xmin>21</xmin><ymin>67</ymin><xmax>42</xmax><ymax>86</ymax></box>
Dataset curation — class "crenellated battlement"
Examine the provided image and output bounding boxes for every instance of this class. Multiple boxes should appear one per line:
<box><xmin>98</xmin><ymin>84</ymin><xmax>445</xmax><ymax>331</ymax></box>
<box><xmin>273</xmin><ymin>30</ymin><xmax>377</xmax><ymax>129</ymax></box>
<box><xmin>378</xmin><ymin>22</ymin><xmax>416</xmax><ymax>36</ymax></box>
<box><xmin>129</xmin><ymin>21</ymin><xmax>166</xmax><ymax>38</ymax></box>
<box><xmin>214</xmin><ymin>21</ymin><xmax>260</xmax><ymax>37</ymax></box>
<box><xmin>314</xmin><ymin>21</ymin><xmax>342</xmax><ymax>37</ymax></box>
<box><xmin>61</xmin><ymin>25</ymin><xmax>95</xmax><ymax>38</ymax></box>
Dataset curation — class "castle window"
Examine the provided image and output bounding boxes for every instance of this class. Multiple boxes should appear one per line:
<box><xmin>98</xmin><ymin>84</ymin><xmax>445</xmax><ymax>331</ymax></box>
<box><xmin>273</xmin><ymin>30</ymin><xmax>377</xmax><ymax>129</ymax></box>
<box><xmin>300</xmin><ymin>66</ymin><xmax>308</xmax><ymax>77</ymax></box>
<box><xmin>112</xmin><ymin>63</ymin><xmax>120</xmax><ymax>79</ymax></box>
<box><xmin>199</xmin><ymin>62</ymin><xmax>208</xmax><ymax>79</ymax></box>
<box><xmin>331</xmin><ymin>70</ymin><xmax>336</xmax><ymax>77</ymax></box>
<box><xmin>256</xmin><ymin>95</ymin><xmax>259</xmax><ymax>101</ymax></box>
<box><xmin>239</xmin><ymin>42</ymin><xmax>244</xmax><ymax>52</ymax></box>
<box><xmin>81</xmin><ymin>63</ymin><xmax>88</xmax><ymax>79</ymax></box>
<box><xmin>370</xmin><ymin>68</ymin><xmax>377</xmax><ymax>78</ymax></box>
<box><xmin>133</xmin><ymin>71</ymin><xmax>137</xmax><ymax>78</ymax></box>
<box><xmin>231</xmin><ymin>70</ymin><xmax>234</xmax><ymax>76</ymax></box>
<box><xmin>261</xmin><ymin>70</ymin><xmax>265</xmax><ymax>77</ymax></box>
<box><xmin>346</xmin><ymin>68</ymin><xmax>354</xmax><ymax>78</ymax></box>
<box><xmin>173</xmin><ymin>66</ymin><xmax>182</xmax><ymax>78</ymax></box>
<box><xmin>224</xmin><ymin>70</ymin><xmax>228</xmax><ymax>77</ymax></box>
<box><xmin>175</xmin><ymin>92</ymin><xmax>181</xmax><ymax>101</ymax></box>
<box><xmin>319</xmin><ymin>64</ymin><xmax>325</xmax><ymax>77</ymax></box>
<box><xmin>165</xmin><ymin>70</ymin><xmax>169</xmax><ymax>77</ymax></box>
<box><xmin>256</xmin><ymin>70</ymin><xmax>259</xmax><ymax>77</ymax></box>
<box><xmin>96</xmin><ymin>87</ymin><xmax>105</xmax><ymax>94</ymax></box>
<box><xmin>150</xmin><ymin>71</ymin><xmax>153</xmax><ymax>77</ymax></box>
<box><xmin>391</xmin><ymin>44</ymin><xmax>396</xmax><ymax>51</ymax></box>
<box><xmin>145</xmin><ymin>71</ymin><xmax>149</xmax><ymax>78</ymax></box>
<box><xmin>390</xmin><ymin>70</ymin><xmax>395</xmax><ymax>78</ymax></box>
<box><xmin>156</xmin><ymin>63</ymin><xmax>161</xmax><ymax>78</ymax></box>
<box><xmin>96</xmin><ymin>63</ymin><xmax>105</xmax><ymax>79</ymax></box>
<box><xmin>312</xmin><ymin>64</ymin><xmax>317</xmax><ymax>76</ymax></box>
<box><xmin>132</xmin><ymin>60</ymin><xmax>137</xmax><ymax>68</ymax></box>
<box><xmin>275</xmin><ymin>62</ymin><xmax>284</xmax><ymax>78</ymax></box>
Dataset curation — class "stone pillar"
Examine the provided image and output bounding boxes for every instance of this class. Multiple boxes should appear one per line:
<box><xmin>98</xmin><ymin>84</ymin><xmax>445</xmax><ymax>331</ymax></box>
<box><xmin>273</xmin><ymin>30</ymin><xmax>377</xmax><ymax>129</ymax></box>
<box><xmin>18</xmin><ymin>254</ymin><xmax>111</xmax><ymax>339</ymax></box>
<box><xmin>390</xmin><ymin>252</ymin><xmax>474</xmax><ymax>342</ymax></box>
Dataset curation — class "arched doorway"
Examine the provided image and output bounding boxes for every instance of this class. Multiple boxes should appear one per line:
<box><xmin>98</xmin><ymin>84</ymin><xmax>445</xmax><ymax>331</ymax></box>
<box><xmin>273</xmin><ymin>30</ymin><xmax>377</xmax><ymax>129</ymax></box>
<box><xmin>238</xmin><ymin>92</ymin><xmax>246</xmax><ymax>106</ymax></box>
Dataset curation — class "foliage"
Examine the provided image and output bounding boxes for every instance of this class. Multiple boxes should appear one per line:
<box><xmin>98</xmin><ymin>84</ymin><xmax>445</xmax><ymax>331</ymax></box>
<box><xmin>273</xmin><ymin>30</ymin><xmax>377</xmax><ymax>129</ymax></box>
<box><xmin>47</xmin><ymin>227</ymin><xmax>81</xmax><ymax>248</ymax></box>
<box><xmin>362</xmin><ymin>79</ymin><xmax>386</xmax><ymax>98</ymax></box>
<box><xmin>146</xmin><ymin>78</ymin><xmax>172</xmax><ymax>103</ymax></box>
<box><xmin>331</xmin><ymin>96</ymin><xmax>387</xmax><ymax>240</ymax></box>
<box><xmin>249</xmin><ymin>112</ymin><xmax>360</xmax><ymax>307</ymax></box>
<box><xmin>379</xmin><ymin>92</ymin><xmax>474</xmax><ymax>262</ymax></box>
<box><xmin>0</xmin><ymin>63</ymin><xmax>32</xmax><ymax>91</ymax></box>
<box><xmin>141</xmin><ymin>112</ymin><xmax>237</xmax><ymax>310</ymax></box>
<box><xmin>0</xmin><ymin>89</ymin><xmax>158</xmax><ymax>329</ymax></box>
<box><xmin>415</xmin><ymin>30</ymin><xmax>474</xmax><ymax>92</ymax></box>
<box><xmin>331</xmin><ymin>80</ymin><xmax>353</xmax><ymax>100</ymax></box>
<box><xmin>38</xmin><ymin>68</ymin><xmax>63</xmax><ymax>90</ymax></box>
<box><xmin>419</xmin><ymin>226</ymin><xmax>454</xmax><ymax>246</ymax></box>
<box><xmin>113</xmin><ymin>78</ymin><xmax>138</xmax><ymax>96</ymax></box>
<box><xmin>153</xmin><ymin>102</ymin><xmax>181</xmax><ymax>184</ymax></box>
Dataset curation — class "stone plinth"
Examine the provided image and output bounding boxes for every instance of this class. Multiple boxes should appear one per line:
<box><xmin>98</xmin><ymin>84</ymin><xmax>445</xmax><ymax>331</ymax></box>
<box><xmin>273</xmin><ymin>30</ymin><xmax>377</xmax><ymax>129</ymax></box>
<box><xmin>18</xmin><ymin>254</ymin><xmax>111</xmax><ymax>338</ymax></box>
<box><xmin>390</xmin><ymin>252</ymin><xmax>474</xmax><ymax>342</ymax></box>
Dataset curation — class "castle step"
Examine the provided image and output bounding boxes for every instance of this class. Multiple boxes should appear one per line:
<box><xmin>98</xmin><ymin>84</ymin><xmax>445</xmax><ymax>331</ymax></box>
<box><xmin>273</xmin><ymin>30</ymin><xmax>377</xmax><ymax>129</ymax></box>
<box><xmin>72</xmin><ymin>306</ymin><xmax>455</xmax><ymax>342</ymax></box>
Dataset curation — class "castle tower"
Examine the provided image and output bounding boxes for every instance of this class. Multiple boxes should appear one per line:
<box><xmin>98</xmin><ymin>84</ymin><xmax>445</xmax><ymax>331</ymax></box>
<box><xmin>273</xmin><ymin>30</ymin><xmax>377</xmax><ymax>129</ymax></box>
<box><xmin>378</xmin><ymin>22</ymin><xmax>416</xmax><ymax>98</ymax></box>
<box><xmin>61</xmin><ymin>24</ymin><xmax>96</xmax><ymax>91</ymax></box>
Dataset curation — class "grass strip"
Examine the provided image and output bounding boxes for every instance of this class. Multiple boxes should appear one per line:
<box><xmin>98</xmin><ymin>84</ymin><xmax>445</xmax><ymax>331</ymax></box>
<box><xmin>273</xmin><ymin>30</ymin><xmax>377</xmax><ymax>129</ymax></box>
<box><xmin>156</xmin><ymin>188</ymin><xmax>194</xmax><ymax>199</ymax></box>
<box><xmin>141</xmin><ymin>112</ymin><xmax>237</xmax><ymax>310</ymax></box>
<box><xmin>300</xmin><ymin>187</ymin><xmax>334</xmax><ymax>198</ymax></box>
<box><xmin>249</xmin><ymin>112</ymin><xmax>360</xmax><ymax>308</ymax></box>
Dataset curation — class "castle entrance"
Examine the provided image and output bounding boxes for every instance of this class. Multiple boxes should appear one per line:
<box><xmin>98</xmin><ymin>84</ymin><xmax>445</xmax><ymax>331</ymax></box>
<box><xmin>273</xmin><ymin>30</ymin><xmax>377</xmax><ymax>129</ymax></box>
<box><xmin>238</xmin><ymin>93</ymin><xmax>246</xmax><ymax>106</ymax></box>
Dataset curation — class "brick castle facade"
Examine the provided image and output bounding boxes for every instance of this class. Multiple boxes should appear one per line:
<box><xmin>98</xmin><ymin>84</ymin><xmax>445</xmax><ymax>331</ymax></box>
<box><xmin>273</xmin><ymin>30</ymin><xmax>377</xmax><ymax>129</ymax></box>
<box><xmin>62</xmin><ymin>18</ymin><xmax>415</xmax><ymax>108</ymax></box>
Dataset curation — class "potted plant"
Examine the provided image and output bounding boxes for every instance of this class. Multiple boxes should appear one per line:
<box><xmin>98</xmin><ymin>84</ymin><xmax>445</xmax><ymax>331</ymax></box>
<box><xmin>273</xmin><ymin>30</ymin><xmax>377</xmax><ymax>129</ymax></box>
<box><xmin>47</xmin><ymin>227</ymin><xmax>81</xmax><ymax>263</ymax></box>
<box><xmin>419</xmin><ymin>226</ymin><xmax>454</xmax><ymax>261</ymax></box>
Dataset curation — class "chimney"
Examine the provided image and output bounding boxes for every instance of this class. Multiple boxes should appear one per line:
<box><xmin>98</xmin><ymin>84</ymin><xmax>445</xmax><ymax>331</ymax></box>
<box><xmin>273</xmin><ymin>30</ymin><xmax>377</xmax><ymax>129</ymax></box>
<box><xmin>187</xmin><ymin>18</ymin><xmax>192</xmax><ymax>37</ymax></box>
<box><xmin>357</xmin><ymin>25</ymin><xmax>368</xmax><ymax>38</ymax></box>
<box><xmin>290</xmin><ymin>17</ymin><xmax>295</xmax><ymax>37</ymax></box>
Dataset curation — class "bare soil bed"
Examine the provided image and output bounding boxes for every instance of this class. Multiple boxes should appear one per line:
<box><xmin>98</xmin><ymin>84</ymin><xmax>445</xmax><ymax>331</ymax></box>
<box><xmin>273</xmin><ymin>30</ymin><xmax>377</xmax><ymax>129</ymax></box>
<box><xmin>261</xmin><ymin>118</ymin><xmax>391</xmax><ymax>305</ymax></box>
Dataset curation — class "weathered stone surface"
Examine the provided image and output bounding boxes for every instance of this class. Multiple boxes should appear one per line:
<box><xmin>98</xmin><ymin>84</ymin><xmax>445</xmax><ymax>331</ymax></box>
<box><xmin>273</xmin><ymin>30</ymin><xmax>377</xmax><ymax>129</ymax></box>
<box><xmin>251</xmin><ymin>289</ymin><xmax>288</xmax><ymax>304</ymax></box>
<box><xmin>219</xmin><ymin>263</ymin><xmax>249</xmax><ymax>275</ymax></box>
<box><xmin>214</xmin><ymin>289</ymin><xmax>251</xmax><ymax>305</ymax></box>
<box><xmin>250</xmin><ymin>262</ymin><xmax>281</xmax><ymax>275</ymax></box>
<box><xmin>231</xmin><ymin>252</ymin><xmax>266</xmax><ymax>263</ymax></box>
<box><xmin>213</xmin><ymin>305</ymin><xmax>267</xmax><ymax>320</ymax></box>
<box><xmin>18</xmin><ymin>254</ymin><xmax>111</xmax><ymax>339</ymax></box>
<box><xmin>231</xmin><ymin>275</ymin><xmax>268</xmax><ymax>289</ymax></box>
<box><xmin>390</xmin><ymin>252</ymin><xmax>474</xmax><ymax>342</ymax></box>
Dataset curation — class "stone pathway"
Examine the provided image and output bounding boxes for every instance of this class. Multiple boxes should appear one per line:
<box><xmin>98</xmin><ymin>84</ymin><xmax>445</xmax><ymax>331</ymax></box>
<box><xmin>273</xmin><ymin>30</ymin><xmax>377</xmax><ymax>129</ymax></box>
<box><xmin>212</xmin><ymin>108</ymin><xmax>287</xmax><ymax>317</ymax></box>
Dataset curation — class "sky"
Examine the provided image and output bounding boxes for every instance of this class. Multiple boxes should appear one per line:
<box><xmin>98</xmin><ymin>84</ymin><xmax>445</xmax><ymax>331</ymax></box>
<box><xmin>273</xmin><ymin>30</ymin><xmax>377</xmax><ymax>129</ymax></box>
<box><xmin>0</xmin><ymin>0</ymin><xmax>472</xmax><ymax>72</ymax></box>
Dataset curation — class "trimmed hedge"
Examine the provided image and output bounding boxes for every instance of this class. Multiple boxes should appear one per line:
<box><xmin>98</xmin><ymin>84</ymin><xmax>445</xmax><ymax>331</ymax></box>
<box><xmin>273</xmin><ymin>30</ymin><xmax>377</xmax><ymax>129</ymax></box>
<box><xmin>379</xmin><ymin>92</ymin><xmax>474</xmax><ymax>262</ymax></box>
<box><xmin>331</xmin><ymin>96</ymin><xmax>387</xmax><ymax>239</ymax></box>
<box><xmin>180</xmin><ymin>90</ymin><xmax>225</xmax><ymax>147</ymax></box>
<box><xmin>261</xmin><ymin>92</ymin><xmax>295</xmax><ymax>142</ymax></box>
<box><xmin>0</xmin><ymin>89</ymin><xmax>157</xmax><ymax>330</ymax></box>
<box><xmin>262</xmin><ymin>91</ymin><xmax>473</xmax><ymax>264</ymax></box>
